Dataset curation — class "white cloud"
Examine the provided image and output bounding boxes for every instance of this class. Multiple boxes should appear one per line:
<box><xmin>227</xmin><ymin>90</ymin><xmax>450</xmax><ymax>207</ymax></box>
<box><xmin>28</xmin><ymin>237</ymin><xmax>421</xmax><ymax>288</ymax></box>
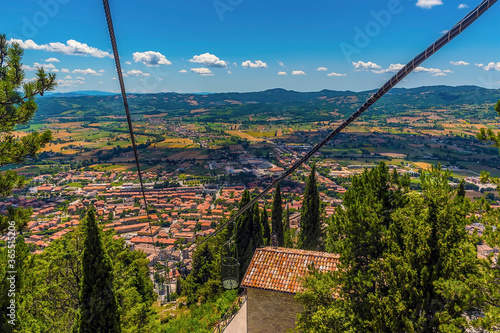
<box><xmin>76</xmin><ymin>76</ymin><xmax>85</xmax><ymax>80</ymax></box>
<box><xmin>98</xmin><ymin>81</ymin><xmax>103</xmax><ymax>84</ymax></box>
<box><xmin>61</xmin><ymin>68</ymin><xmax>70</xmax><ymax>73</ymax></box>
<box><xmin>125</xmin><ymin>61</ymin><xmax>132</xmax><ymax>65</ymax></box>
<box><xmin>190</xmin><ymin>67</ymin><xmax>214</xmax><ymax>76</ymax></box>
<box><xmin>44</xmin><ymin>57</ymin><xmax>59</xmax><ymax>62</ymax></box>
<box><xmin>277</xmin><ymin>71</ymin><xmax>287</xmax><ymax>75</ymax></box>
<box><xmin>292</xmin><ymin>70</ymin><xmax>306</xmax><ymax>75</ymax></box>
<box><xmin>227</xmin><ymin>70</ymin><xmax>232</xmax><ymax>74</ymax></box>
<box><xmin>64</xmin><ymin>75</ymin><xmax>72</xmax><ymax>79</ymax></box>
<box><xmin>316</xmin><ymin>67</ymin><xmax>328</xmax><ymax>71</ymax></box>
<box><xmin>43</xmin><ymin>63</ymin><xmax>56</xmax><ymax>69</ymax></box>
<box><xmin>359</xmin><ymin>62</ymin><xmax>451</xmax><ymax>76</ymax></box>
<box><xmin>10</xmin><ymin>38</ymin><xmax>112</xmax><ymax>58</ymax></box>
<box><xmin>450</xmin><ymin>60</ymin><xmax>469</xmax><ymax>66</ymax></box>
<box><xmin>241</xmin><ymin>60</ymin><xmax>268</xmax><ymax>68</ymax></box>
<box><xmin>22</xmin><ymin>62</ymin><xmax>56</xmax><ymax>71</ymax></box>
<box><xmin>476</xmin><ymin>62</ymin><xmax>500</xmax><ymax>71</ymax></box>
<box><xmin>126</xmin><ymin>69</ymin><xmax>150</xmax><ymax>77</ymax></box>
<box><xmin>189</xmin><ymin>53</ymin><xmax>227</xmax><ymax>68</ymax></box>
<box><xmin>416</xmin><ymin>0</ymin><xmax>443</xmax><ymax>9</ymax></box>
<box><xmin>73</xmin><ymin>68</ymin><xmax>102</xmax><ymax>75</ymax></box>
<box><xmin>352</xmin><ymin>61</ymin><xmax>382</xmax><ymax>71</ymax></box>
<box><xmin>57</xmin><ymin>79</ymin><xmax>85</xmax><ymax>87</ymax></box>
<box><xmin>133</xmin><ymin>51</ymin><xmax>171</xmax><ymax>67</ymax></box>
<box><xmin>458</xmin><ymin>3</ymin><xmax>469</xmax><ymax>9</ymax></box>
<box><xmin>327</xmin><ymin>72</ymin><xmax>346</xmax><ymax>77</ymax></box>
<box><xmin>372</xmin><ymin>63</ymin><xmax>405</xmax><ymax>74</ymax></box>
<box><xmin>414</xmin><ymin>66</ymin><xmax>453</xmax><ymax>76</ymax></box>
<box><xmin>277</xmin><ymin>60</ymin><xmax>285</xmax><ymax>67</ymax></box>
<box><xmin>179</xmin><ymin>69</ymin><xmax>187</xmax><ymax>73</ymax></box>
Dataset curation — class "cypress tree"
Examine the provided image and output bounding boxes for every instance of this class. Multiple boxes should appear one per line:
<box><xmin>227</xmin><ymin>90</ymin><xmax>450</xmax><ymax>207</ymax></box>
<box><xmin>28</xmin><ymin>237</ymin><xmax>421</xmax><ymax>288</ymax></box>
<box><xmin>235</xmin><ymin>190</ymin><xmax>253</xmax><ymax>277</ymax></box>
<box><xmin>261</xmin><ymin>205</ymin><xmax>270</xmax><ymax>246</ymax></box>
<box><xmin>75</xmin><ymin>206</ymin><xmax>120</xmax><ymax>333</ymax></box>
<box><xmin>299</xmin><ymin>165</ymin><xmax>321</xmax><ymax>250</ymax></box>
<box><xmin>271</xmin><ymin>183</ymin><xmax>284</xmax><ymax>246</ymax></box>
<box><xmin>457</xmin><ymin>179</ymin><xmax>466</xmax><ymax>199</ymax></box>
<box><xmin>284</xmin><ymin>204</ymin><xmax>293</xmax><ymax>248</ymax></box>
<box><xmin>252</xmin><ymin>202</ymin><xmax>263</xmax><ymax>249</ymax></box>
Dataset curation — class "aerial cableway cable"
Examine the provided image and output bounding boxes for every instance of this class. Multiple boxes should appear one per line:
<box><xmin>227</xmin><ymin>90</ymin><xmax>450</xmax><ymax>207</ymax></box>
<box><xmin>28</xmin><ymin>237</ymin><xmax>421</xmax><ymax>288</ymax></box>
<box><xmin>191</xmin><ymin>0</ymin><xmax>498</xmax><ymax>252</ymax></box>
<box><xmin>102</xmin><ymin>0</ymin><xmax>158</xmax><ymax>259</ymax></box>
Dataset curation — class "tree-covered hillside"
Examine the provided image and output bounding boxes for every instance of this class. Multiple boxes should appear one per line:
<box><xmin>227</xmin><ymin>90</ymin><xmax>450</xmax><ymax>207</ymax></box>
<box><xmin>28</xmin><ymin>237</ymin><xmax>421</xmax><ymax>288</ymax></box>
<box><xmin>34</xmin><ymin>86</ymin><xmax>500</xmax><ymax>124</ymax></box>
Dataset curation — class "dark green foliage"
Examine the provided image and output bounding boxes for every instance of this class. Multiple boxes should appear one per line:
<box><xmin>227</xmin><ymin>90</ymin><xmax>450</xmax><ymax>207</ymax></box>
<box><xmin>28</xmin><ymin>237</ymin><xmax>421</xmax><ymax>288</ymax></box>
<box><xmin>0</xmin><ymin>34</ymin><xmax>56</xmax><ymax>234</ymax></box>
<box><xmin>75</xmin><ymin>206</ymin><xmax>120</xmax><ymax>333</ymax></box>
<box><xmin>261</xmin><ymin>205</ymin><xmax>270</xmax><ymax>246</ymax></box>
<box><xmin>284</xmin><ymin>205</ymin><xmax>293</xmax><ymax>248</ymax></box>
<box><xmin>0</xmin><ymin>236</ymin><xmax>29</xmax><ymax>332</ymax></box>
<box><xmin>0</xmin><ymin>208</ymin><xmax>158</xmax><ymax>332</ymax></box>
<box><xmin>159</xmin><ymin>290</ymin><xmax>237</xmax><ymax>333</ymax></box>
<box><xmin>271</xmin><ymin>183</ymin><xmax>284</xmax><ymax>246</ymax></box>
<box><xmin>251</xmin><ymin>203</ymin><xmax>263</xmax><ymax>249</ymax></box>
<box><xmin>182</xmin><ymin>242</ymin><xmax>220</xmax><ymax>305</ymax></box>
<box><xmin>235</xmin><ymin>190</ymin><xmax>253</xmax><ymax>277</ymax></box>
<box><xmin>298</xmin><ymin>165</ymin><xmax>322</xmax><ymax>250</ymax></box>
<box><xmin>457</xmin><ymin>179</ymin><xmax>466</xmax><ymax>199</ymax></box>
<box><xmin>233</xmin><ymin>190</ymin><xmax>264</xmax><ymax>279</ymax></box>
<box><xmin>297</xmin><ymin>163</ymin><xmax>497</xmax><ymax>332</ymax></box>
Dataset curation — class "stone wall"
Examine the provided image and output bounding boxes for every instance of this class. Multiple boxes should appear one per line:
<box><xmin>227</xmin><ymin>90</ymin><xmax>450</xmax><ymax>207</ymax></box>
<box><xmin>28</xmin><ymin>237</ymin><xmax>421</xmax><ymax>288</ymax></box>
<box><xmin>247</xmin><ymin>288</ymin><xmax>303</xmax><ymax>333</ymax></box>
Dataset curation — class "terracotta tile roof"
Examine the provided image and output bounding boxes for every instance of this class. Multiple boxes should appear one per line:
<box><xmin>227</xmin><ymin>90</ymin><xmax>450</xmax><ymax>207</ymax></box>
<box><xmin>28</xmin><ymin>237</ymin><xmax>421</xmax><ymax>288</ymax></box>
<box><xmin>241</xmin><ymin>247</ymin><xmax>338</xmax><ymax>294</ymax></box>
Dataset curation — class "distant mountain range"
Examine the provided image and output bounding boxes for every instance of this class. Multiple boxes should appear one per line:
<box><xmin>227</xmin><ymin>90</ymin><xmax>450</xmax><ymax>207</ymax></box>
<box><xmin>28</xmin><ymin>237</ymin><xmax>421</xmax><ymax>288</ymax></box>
<box><xmin>35</xmin><ymin>85</ymin><xmax>500</xmax><ymax>123</ymax></box>
<box><xmin>43</xmin><ymin>90</ymin><xmax>119</xmax><ymax>98</ymax></box>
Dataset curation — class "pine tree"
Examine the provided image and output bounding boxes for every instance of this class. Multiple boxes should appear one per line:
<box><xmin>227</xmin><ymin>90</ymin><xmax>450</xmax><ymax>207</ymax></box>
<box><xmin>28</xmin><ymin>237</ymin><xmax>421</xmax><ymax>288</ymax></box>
<box><xmin>75</xmin><ymin>206</ymin><xmax>120</xmax><ymax>333</ymax></box>
<box><xmin>261</xmin><ymin>205</ymin><xmax>270</xmax><ymax>246</ymax></box>
<box><xmin>296</xmin><ymin>164</ymin><xmax>497</xmax><ymax>332</ymax></box>
<box><xmin>0</xmin><ymin>34</ymin><xmax>56</xmax><ymax>234</ymax></box>
<box><xmin>298</xmin><ymin>165</ymin><xmax>321</xmax><ymax>250</ymax></box>
<box><xmin>271</xmin><ymin>183</ymin><xmax>284</xmax><ymax>246</ymax></box>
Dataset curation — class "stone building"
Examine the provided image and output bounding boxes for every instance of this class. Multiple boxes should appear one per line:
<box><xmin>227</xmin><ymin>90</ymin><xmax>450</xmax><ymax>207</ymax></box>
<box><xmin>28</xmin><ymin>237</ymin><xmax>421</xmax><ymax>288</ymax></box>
<box><xmin>241</xmin><ymin>247</ymin><xmax>338</xmax><ymax>333</ymax></box>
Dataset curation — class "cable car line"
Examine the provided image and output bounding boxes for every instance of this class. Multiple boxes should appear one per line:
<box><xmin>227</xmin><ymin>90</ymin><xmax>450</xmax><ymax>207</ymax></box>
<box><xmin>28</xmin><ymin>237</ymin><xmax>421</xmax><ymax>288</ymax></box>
<box><xmin>102</xmin><ymin>0</ymin><xmax>158</xmax><ymax>260</ymax></box>
<box><xmin>190</xmin><ymin>0</ymin><xmax>497</xmax><ymax>253</ymax></box>
<box><xmin>101</xmin><ymin>0</ymin><xmax>497</xmax><ymax>260</ymax></box>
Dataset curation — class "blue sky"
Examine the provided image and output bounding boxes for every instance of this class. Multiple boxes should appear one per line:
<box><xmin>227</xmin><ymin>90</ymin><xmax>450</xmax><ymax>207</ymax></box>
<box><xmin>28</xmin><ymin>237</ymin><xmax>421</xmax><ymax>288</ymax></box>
<box><xmin>1</xmin><ymin>0</ymin><xmax>499</xmax><ymax>93</ymax></box>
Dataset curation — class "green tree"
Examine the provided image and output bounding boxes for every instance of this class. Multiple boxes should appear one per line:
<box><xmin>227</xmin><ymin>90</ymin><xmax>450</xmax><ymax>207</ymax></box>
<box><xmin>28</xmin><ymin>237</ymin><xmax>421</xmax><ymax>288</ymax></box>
<box><xmin>457</xmin><ymin>179</ymin><xmax>466</xmax><ymax>199</ymax></box>
<box><xmin>271</xmin><ymin>183</ymin><xmax>284</xmax><ymax>246</ymax></box>
<box><xmin>284</xmin><ymin>204</ymin><xmax>293</xmax><ymax>248</ymax></box>
<box><xmin>298</xmin><ymin>165</ymin><xmax>322</xmax><ymax>250</ymax></box>
<box><xmin>0</xmin><ymin>34</ymin><xmax>56</xmax><ymax>234</ymax></box>
<box><xmin>75</xmin><ymin>206</ymin><xmax>121</xmax><ymax>333</ymax></box>
<box><xmin>261</xmin><ymin>205</ymin><xmax>270</xmax><ymax>246</ymax></box>
<box><xmin>297</xmin><ymin>164</ymin><xmax>497</xmax><ymax>332</ymax></box>
<box><xmin>182</xmin><ymin>242</ymin><xmax>220</xmax><ymax>304</ymax></box>
<box><xmin>0</xmin><ymin>236</ymin><xmax>29</xmax><ymax>332</ymax></box>
<box><xmin>235</xmin><ymin>190</ymin><xmax>253</xmax><ymax>277</ymax></box>
<box><xmin>251</xmin><ymin>202</ymin><xmax>263</xmax><ymax>249</ymax></box>
<box><xmin>477</xmin><ymin>100</ymin><xmax>500</xmax><ymax>189</ymax></box>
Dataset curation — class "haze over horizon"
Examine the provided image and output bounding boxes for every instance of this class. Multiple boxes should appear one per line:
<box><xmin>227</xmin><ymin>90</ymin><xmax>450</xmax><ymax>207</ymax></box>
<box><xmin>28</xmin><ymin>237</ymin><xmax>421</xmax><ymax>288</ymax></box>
<box><xmin>1</xmin><ymin>0</ymin><xmax>499</xmax><ymax>94</ymax></box>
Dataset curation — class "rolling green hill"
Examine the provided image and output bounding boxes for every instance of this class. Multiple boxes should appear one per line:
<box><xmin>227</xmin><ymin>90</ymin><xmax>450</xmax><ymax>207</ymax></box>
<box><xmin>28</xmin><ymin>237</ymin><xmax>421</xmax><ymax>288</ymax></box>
<box><xmin>35</xmin><ymin>85</ymin><xmax>500</xmax><ymax>123</ymax></box>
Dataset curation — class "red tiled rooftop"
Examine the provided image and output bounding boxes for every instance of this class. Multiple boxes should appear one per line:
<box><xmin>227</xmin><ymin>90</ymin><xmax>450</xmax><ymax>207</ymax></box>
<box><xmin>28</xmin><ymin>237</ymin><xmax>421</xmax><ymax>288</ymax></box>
<box><xmin>241</xmin><ymin>247</ymin><xmax>338</xmax><ymax>294</ymax></box>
